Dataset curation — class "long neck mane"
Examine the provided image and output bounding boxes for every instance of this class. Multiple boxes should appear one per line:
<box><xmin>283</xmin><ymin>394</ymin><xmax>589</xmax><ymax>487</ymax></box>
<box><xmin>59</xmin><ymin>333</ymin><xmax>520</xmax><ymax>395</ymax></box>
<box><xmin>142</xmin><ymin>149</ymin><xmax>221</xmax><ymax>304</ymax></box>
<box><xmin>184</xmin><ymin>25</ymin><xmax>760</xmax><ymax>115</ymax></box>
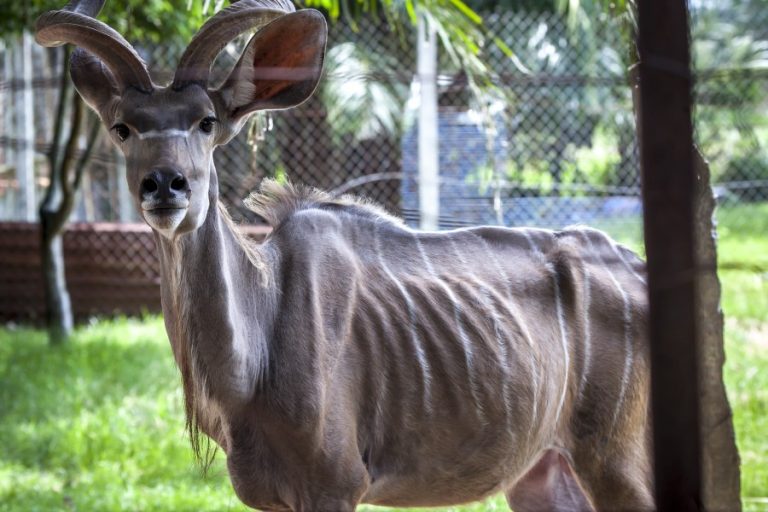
<box><xmin>154</xmin><ymin>173</ymin><xmax>277</xmax><ymax>456</ymax></box>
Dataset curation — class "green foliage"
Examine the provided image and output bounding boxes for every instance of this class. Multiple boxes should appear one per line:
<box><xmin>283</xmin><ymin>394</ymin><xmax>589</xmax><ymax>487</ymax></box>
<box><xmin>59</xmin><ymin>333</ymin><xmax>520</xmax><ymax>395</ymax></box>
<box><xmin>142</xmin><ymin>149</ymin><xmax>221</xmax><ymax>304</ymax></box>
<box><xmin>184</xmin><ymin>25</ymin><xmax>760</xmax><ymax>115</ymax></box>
<box><xmin>718</xmin><ymin>155</ymin><xmax>768</xmax><ymax>202</ymax></box>
<box><xmin>466</xmin><ymin>125</ymin><xmax>624</xmax><ymax>196</ymax></box>
<box><xmin>0</xmin><ymin>202</ymin><xmax>766</xmax><ymax>511</ymax></box>
<box><xmin>692</xmin><ymin>0</ymin><xmax>768</xmax><ymax>195</ymax></box>
<box><xmin>298</xmin><ymin>0</ymin><xmax>529</xmax><ymax>105</ymax></box>
<box><xmin>322</xmin><ymin>41</ymin><xmax>410</xmax><ymax>142</ymax></box>
<box><xmin>273</xmin><ymin>162</ymin><xmax>289</xmax><ymax>184</ymax></box>
<box><xmin>473</xmin><ymin>4</ymin><xmax>637</xmax><ymax>196</ymax></box>
<box><xmin>565</xmin><ymin>126</ymin><xmax>621</xmax><ymax>187</ymax></box>
<box><xmin>300</xmin><ymin>0</ymin><xmax>478</xmax><ymax>46</ymax></box>
<box><xmin>0</xmin><ymin>0</ymin><xmax>213</xmax><ymax>43</ymax></box>
<box><xmin>100</xmin><ymin>0</ymin><xmax>212</xmax><ymax>44</ymax></box>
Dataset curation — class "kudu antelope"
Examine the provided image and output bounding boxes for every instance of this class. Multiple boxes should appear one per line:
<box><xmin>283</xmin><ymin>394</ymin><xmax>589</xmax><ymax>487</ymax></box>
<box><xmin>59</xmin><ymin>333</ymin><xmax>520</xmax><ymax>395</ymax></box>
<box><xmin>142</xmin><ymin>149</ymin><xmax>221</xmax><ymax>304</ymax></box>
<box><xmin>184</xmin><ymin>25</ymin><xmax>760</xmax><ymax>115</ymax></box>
<box><xmin>36</xmin><ymin>1</ymin><xmax>653</xmax><ymax>510</ymax></box>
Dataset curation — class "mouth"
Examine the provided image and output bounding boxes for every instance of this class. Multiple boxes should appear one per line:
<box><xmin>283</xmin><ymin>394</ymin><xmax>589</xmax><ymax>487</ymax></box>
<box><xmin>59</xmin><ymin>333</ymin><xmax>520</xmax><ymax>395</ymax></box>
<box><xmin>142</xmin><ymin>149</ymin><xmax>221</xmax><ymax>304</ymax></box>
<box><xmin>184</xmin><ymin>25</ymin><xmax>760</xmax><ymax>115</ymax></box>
<box><xmin>144</xmin><ymin>206</ymin><xmax>186</xmax><ymax>213</ymax></box>
<box><xmin>142</xmin><ymin>204</ymin><xmax>188</xmax><ymax>233</ymax></box>
<box><xmin>141</xmin><ymin>199</ymin><xmax>189</xmax><ymax>213</ymax></box>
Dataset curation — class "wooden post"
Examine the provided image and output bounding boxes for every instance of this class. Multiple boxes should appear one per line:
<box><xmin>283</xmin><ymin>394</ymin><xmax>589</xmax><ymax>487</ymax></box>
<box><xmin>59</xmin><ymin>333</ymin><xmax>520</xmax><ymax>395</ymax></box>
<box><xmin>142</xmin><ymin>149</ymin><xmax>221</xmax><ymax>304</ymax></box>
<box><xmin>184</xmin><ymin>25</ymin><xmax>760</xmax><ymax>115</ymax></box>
<box><xmin>637</xmin><ymin>1</ymin><xmax>702</xmax><ymax>510</ymax></box>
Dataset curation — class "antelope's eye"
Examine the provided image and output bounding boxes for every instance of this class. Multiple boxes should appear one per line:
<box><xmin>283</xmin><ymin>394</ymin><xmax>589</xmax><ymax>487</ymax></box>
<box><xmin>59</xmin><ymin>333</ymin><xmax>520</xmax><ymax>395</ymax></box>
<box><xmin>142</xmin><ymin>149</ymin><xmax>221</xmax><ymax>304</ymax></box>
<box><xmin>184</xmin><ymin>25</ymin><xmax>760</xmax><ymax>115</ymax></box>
<box><xmin>113</xmin><ymin>123</ymin><xmax>130</xmax><ymax>142</ymax></box>
<box><xmin>199</xmin><ymin>117</ymin><xmax>217</xmax><ymax>134</ymax></box>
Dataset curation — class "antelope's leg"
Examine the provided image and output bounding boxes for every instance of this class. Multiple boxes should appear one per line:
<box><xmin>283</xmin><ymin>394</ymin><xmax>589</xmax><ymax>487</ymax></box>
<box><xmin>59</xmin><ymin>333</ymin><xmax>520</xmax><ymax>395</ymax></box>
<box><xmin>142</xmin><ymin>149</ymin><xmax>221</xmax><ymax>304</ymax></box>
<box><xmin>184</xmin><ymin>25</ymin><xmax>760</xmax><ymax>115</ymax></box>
<box><xmin>505</xmin><ymin>449</ymin><xmax>595</xmax><ymax>512</ymax></box>
<box><xmin>568</xmin><ymin>442</ymin><xmax>654</xmax><ymax>512</ymax></box>
<box><xmin>567</xmin><ymin>397</ymin><xmax>654</xmax><ymax>510</ymax></box>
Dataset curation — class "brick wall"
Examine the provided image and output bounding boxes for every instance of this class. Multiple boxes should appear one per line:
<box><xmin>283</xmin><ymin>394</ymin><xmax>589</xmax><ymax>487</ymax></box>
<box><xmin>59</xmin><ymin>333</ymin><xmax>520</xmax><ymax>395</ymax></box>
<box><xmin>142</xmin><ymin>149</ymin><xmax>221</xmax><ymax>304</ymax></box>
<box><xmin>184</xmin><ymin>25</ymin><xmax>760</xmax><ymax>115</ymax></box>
<box><xmin>0</xmin><ymin>222</ymin><xmax>270</xmax><ymax>324</ymax></box>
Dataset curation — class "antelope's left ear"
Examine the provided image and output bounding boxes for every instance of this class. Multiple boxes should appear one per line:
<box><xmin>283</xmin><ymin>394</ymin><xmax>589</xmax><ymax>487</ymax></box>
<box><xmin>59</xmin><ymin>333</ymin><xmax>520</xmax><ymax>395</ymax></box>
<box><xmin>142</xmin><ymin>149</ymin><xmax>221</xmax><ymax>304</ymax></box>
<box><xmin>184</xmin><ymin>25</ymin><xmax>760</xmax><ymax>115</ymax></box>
<box><xmin>70</xmin><ymin>48</ymin><xmax>121</xmax><ymax>115</ymax></box>
<box><xmin>217</xmin><ymin>10</ymin><xmax>327</xmax><ymax>120</ymax></box>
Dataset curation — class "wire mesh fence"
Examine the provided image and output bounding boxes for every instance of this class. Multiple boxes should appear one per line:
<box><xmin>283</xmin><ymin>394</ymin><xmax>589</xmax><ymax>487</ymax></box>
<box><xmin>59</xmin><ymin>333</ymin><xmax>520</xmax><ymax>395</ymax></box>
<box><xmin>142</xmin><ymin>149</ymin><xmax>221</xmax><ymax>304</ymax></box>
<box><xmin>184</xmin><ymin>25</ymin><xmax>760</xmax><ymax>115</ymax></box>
<box><xmin>0</xmin><ymin>3</ymin><xmax>765</xmax><ymax>237</ymax></box>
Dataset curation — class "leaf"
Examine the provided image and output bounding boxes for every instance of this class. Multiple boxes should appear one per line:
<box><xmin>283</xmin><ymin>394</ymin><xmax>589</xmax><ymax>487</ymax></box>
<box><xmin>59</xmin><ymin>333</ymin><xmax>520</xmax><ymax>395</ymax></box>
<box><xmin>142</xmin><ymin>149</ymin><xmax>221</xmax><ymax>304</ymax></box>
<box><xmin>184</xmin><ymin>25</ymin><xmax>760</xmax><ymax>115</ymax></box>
<box><xmin>447</xmin><ymin>0</ymin><xmax>481</xmax><ymax>25</ymax></box>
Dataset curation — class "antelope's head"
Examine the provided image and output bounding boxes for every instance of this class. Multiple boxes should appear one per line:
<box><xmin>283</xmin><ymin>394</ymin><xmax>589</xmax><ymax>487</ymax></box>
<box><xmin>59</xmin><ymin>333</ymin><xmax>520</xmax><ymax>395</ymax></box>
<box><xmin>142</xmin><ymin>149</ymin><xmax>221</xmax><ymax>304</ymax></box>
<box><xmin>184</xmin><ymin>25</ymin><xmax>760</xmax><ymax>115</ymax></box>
<box><xmin>36</xmin><ymin>0</ymin><xmax>326</xmax><ymax>237</ymax></box>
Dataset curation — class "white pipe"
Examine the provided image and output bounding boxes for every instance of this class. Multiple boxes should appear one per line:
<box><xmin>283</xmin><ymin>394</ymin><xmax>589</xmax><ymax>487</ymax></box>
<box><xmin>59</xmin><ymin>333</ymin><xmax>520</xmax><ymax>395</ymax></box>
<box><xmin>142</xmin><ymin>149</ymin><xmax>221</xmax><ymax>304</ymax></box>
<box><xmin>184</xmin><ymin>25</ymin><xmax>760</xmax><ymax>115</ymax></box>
<box><xmin>15</xmin><ymin>32</ymin><xmax>36</xmax><ymax>221</ymax></box>
<box><xmin>417</xmin><ymin>15</ymin><xmax>439</xmax><ymax>231</ymax></box>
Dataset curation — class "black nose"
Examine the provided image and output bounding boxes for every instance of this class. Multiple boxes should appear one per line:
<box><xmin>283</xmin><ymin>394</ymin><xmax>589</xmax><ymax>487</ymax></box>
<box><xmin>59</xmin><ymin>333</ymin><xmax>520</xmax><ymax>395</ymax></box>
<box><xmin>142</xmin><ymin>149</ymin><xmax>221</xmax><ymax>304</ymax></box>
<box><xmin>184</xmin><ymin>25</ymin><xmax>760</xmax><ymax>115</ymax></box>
<box><xmin>140</xmin><ymin>169</ymin><xmax>190</xmax><ymax>201</ymax></box>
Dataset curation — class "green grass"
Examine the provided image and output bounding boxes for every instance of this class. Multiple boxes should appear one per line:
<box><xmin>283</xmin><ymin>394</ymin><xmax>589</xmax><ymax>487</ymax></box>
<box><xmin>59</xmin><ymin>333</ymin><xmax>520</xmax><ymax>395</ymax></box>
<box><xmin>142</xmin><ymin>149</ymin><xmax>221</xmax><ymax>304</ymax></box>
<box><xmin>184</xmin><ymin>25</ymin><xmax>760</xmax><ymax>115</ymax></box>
<box><xmin>717</xmin><ymin>203</ymin><xmax>768</xmax><ymax>325</ymax></box>
<box><xmin>0</xmin><ymin>202</ymin><xmax>766</xmax><ymax>511</ymax></box>
<box><xmin>715</xmin><ymin>206</ymin><xmax>768</xmax><ymax>512</ymax></box>
<box><xmin>0</xmin><ymin>319</ymin><xmax>249</xmax><ymax>512</ymax></box>
<box><xmin>725</xmin><ymin>320</ymin><xmax>768</xmax><ymax>511</ymax></box>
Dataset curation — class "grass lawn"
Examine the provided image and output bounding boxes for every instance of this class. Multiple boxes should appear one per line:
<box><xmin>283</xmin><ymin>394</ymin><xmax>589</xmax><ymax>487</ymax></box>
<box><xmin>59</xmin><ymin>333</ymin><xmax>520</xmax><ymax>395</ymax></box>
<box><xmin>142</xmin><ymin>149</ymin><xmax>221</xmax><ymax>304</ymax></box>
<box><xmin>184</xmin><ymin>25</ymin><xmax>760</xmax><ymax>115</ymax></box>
<box><xmin>716</xmin><ymin>205</ymin><xmax>768</xmax><ymax>512</ymax></box>
<box><xmin>1</xmin><ymin>203</ymin><xmax>766</xmax><ymax>511</ymax></box>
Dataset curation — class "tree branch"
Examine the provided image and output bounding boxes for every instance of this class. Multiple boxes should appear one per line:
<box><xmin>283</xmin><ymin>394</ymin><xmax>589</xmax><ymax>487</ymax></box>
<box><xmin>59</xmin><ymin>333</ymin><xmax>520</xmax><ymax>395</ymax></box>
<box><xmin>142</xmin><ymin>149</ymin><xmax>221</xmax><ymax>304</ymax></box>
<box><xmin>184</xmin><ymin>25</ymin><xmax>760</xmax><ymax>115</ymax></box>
<box><xmin>73</xmin><ymin>114</ymin><xmax>102</xmax><ymax>192</ymax></box>
<box><xmin>61</xmin><ymin>93</ymin><xmax>84</xmax><ymax>199</ymax></box>
<box><xmin>41</xmin><ymin>80</ymin><xmax>84</xmax><ymax>239</ymax></box>
<box><xmin>47</xmin><ymin>47</ymin><xmax>71</xmax><ymax>177</ymax></box>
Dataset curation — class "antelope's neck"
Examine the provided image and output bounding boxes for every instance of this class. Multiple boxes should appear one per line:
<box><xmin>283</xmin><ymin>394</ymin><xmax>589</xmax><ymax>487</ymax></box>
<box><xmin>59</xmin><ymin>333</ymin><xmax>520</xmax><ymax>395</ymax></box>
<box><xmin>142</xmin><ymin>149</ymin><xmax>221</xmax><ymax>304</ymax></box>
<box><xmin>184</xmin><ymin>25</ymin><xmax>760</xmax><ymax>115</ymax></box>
<box><xmin>156</xmin><ymin>188</ymin><xmax>276</xmax><ymax>408</ymax></box>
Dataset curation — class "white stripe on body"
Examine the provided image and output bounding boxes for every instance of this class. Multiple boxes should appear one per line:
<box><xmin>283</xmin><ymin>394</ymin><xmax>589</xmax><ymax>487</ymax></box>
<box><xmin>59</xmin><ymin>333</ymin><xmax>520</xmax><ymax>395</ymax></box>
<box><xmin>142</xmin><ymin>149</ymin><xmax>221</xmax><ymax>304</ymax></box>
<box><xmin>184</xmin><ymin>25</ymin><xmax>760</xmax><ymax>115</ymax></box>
<box><xmin>579</xmin><ymin>228</ymin><xmax>646</xmax><ymax>286</ymax></box>
<box><xmin>577</xmin><ymin>262</ymin><xmax>593</xmax><ymax>402</ymax></box>
<box><xmin>610</xmin><ymin>240</ymin><xmax>647</xmax><ymax>286</ymax></box>
<box><xmin>522</xmin><ymin>230</ymin><xmax>570</xmax><ymax>428</ymax></box>
<box><xmin>580</xmin><ymin>230</ymin><xmax>634</xmax><ymax>433</ymax></box>
<box><xmin>446</xmin><ymin>238</ymin><xmax>513</xmax><ymax>433</ymax></box>
<box><xmin>136</xmin><ymin>128</ymin><xmax>192</xmax><ymax>140</ymax></box>
<box><xmin>374</xmin><ymin>224</ymin><xmax>433</xmax><ymax>416</ymax></box>
<box><xmin>412</xmin><ymin>233</ymin><xmax>486</xmax><ymax>423</ymax></box>
<box><xmin>463</xmin><ymin>231</ymin><xmax>542</xmax><ymax>431</ymax></box>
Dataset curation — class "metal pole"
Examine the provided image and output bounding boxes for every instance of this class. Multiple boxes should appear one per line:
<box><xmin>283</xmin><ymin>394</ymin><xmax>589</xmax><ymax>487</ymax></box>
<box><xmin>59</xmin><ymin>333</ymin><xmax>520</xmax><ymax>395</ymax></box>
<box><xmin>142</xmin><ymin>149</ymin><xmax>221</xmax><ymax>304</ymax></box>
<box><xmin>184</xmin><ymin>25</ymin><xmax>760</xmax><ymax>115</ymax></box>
<box><xmin>2</xmin><ymin>43</ymin><xmax>16</xmax><ymax>219</ymax></box>
<box><xmin>14</xmin><ymin>32</ymin><xmax>36</xmax><ymax>221</ymax></box>
<box><xmin>417</xmin><ymin>15</ymin><xmax>439</xmax><ymax>231</ymax></box>
<box><xmin>637</xmin><ymin>1</ymin><xmax>702</xmax><ymax>510</ymax></box>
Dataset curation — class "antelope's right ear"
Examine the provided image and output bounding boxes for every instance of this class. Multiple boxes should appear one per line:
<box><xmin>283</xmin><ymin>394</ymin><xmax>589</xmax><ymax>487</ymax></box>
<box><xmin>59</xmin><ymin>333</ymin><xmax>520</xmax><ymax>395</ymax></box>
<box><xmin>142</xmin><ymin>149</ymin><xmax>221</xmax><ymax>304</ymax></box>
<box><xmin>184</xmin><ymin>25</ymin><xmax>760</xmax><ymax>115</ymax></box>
<box><xmin>217</xmin><ymin>10</ymin><xmax>327</xmax><ymax>120</ymax></box>
<box><xmin>70</xmin><ymin>48</ymin><xmax>121</xmax><ymax>113</ymax></box>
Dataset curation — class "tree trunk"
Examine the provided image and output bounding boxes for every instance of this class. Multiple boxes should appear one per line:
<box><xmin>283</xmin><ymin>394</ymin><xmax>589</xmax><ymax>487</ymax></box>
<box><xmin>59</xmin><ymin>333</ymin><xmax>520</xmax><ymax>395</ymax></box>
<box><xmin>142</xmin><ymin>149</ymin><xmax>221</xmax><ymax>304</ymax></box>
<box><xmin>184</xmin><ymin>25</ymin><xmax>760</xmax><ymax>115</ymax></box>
<box><xmin>40</xmin><ymin>226</ymin><xmax>73</xmax><ymax>344</ymax></box>
<box><xmin>40</xmin><ymin>88</ymin><xmax>81</xmax><ymax>344</ymax></box>
<box><xmin>39</xmin><ymin>47</ymin><xmax>100</xmax><ymax>344</ymax></box>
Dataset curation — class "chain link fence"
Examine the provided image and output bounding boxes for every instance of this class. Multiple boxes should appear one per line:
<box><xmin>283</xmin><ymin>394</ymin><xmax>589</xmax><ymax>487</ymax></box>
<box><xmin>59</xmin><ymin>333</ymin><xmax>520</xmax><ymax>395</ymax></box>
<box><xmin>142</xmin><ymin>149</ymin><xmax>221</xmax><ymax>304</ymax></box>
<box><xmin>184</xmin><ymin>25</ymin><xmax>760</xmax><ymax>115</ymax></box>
<box><xmin>0</xmin><ymin>3</ymin><xmax>765</xmax><ymax>236</ymax></box>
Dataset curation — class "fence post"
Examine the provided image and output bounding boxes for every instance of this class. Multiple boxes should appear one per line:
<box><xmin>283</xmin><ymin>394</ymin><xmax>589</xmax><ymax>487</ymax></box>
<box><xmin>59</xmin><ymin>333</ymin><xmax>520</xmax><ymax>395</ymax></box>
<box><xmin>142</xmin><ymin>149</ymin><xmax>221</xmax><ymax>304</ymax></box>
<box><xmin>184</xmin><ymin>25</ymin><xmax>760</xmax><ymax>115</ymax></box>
<box><xmin>13</xmin><ymin>32</ymin><xmax>36</xmax><ymax>221</ymax></box>
<box><xmin>638</xmin><ymin>0</ymin><xmax>702</xmax><ymax>509</ymax></box>
<box><xmin>417</xmin><ymin>14</ymin><xmax>439</xmax><ymax>231</ymax></box>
